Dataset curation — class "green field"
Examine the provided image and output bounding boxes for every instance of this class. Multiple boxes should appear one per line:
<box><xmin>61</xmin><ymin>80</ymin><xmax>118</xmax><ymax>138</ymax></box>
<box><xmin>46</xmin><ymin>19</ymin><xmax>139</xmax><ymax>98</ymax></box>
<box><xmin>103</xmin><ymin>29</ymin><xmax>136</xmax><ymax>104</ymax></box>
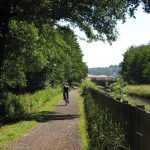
<box><xmin>125</xmin><ymin>85</ymin><xmax>150</xmax><ymax>111</ymax></box>
<box><xmin>126</xmin><ymin>85</ymin><xmax>150</xmax><ymax>98</ymax></box>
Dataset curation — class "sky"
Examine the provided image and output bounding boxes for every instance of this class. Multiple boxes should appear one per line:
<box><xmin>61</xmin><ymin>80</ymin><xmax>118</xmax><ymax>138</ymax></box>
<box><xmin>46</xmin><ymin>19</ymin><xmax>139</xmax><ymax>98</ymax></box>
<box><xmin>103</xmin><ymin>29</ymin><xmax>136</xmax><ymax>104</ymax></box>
<box><xmin>77</xmin><ymin>7</ymin><xmax>150</xmax><ymax>68</ymax></box>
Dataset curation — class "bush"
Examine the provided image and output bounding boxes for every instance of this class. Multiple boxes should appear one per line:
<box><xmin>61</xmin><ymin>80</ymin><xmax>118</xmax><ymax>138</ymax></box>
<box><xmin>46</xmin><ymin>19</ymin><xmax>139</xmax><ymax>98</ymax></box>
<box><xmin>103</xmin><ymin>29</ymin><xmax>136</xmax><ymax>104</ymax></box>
<box><xmin>0</xmin><ymin>92</ymin><xmax>25</xmax><ymax>122</ymax></box>
<box><xmin>84</xmin><ymin>91</ymin><xmax>129</xmax><ymax>150</ymax></box>
<box><xmin>106</xmin><ymin>78</ymin><xmax>128</xmax><ymax>101</ymax></box>
<box><xmin>80</xmin><ymin>80</ymin><xmax>97</xmax><ymax>95</ymax></box>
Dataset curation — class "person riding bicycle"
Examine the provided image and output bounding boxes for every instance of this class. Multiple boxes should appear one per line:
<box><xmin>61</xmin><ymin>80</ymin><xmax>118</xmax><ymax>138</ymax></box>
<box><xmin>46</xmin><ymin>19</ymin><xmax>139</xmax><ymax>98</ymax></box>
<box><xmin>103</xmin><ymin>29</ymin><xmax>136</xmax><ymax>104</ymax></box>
<box><xmin>63</xmin><ymin>82</ymin><xmax>69</xmax><ymax>103</ymax></box>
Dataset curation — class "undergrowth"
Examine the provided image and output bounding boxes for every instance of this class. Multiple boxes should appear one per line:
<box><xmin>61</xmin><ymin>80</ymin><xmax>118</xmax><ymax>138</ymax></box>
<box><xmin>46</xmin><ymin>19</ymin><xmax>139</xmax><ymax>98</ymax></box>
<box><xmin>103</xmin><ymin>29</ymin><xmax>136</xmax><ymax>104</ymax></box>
<box><xmin>84</xmin><ymin>92</ymin><xmax>129</xmax><ymax>150</ymax></box>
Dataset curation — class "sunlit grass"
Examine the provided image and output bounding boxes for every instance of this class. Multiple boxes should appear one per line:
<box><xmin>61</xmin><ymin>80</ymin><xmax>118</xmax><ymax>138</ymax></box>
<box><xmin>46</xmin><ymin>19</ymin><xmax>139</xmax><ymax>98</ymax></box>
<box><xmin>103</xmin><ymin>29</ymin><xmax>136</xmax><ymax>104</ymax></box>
<box><xmin>78</xmin><ymin>92</ymin><xmax>89</xmax><ymax>150</ymax></box>
<box><xmin>0</xmin><ymin>121</ymin><xmax>36</xmax><ymax>150</ymax></box>
<box><xmin>19</xmin><ymin>87</ymin><xmax>61</xmax><ymax>113</ymax></box>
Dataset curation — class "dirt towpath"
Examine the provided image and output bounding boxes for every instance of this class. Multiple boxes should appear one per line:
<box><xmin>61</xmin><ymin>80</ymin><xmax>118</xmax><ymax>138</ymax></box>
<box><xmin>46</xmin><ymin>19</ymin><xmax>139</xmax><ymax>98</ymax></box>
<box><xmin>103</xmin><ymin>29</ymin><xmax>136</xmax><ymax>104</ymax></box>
<box><xmin>7</xmin><ymin>89</ymin><xmax>81</xmax><ymax>150</ymax></box>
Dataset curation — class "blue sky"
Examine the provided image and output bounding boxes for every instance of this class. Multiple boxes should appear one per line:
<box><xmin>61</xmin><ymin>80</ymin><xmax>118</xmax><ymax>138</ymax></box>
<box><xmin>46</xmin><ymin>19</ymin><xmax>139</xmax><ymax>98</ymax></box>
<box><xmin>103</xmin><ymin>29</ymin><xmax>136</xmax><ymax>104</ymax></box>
<box><xmin>77</xmin><ymin>7</ymin><xmax>150</xmax><ymax>68</ymax></box>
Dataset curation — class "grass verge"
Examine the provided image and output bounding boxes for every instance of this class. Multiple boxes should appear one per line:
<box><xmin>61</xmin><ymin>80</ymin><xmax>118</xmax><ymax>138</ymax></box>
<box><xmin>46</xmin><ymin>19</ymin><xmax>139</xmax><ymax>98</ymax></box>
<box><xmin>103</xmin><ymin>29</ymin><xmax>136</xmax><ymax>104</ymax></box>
<box><xmin>0</xmin><ymin>94</ymin><xmax>62</xmax><ymax>150</ymax></box>
<box><xmin>78</xmin><ymin>92</ymin><xmax>89</xmax><ymax>150</ymax></box>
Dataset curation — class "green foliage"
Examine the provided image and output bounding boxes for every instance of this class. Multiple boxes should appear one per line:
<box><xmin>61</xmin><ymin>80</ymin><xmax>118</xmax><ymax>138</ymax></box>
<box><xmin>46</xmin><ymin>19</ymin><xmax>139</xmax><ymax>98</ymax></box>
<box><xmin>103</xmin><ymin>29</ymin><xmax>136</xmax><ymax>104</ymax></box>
<box><xmin>2</xmin><ymin>20</ymin><xmax>43</xmax><ymax>89</ymax></box>
<box><xmin>0</xmin><ymin>0</ymin><xmax>150</xmax><ymax>45</ymax></box>
<box><xmin>0</xmin><ymin>0</ymin><xmax>149</xmax><ymax>92</ymax></box>
<box><xmin>0</xmin><ymin>87</ymin><xmax>61</xmax><ymax>123</ymax></box>
<box><xmin>80</xmin><ymin>80</ymin><xmax>98</xmax><ymax>94</ymax></box>
<box><xmin>106</xmin><ymin>78</ymin><xmax>128</xmax><ymax>100</ymax></box>
<box><xmin>84</xmin><ymin>92</ymin><xmax>128</xmax><ymax>150</ymax></box>
<box><xmin>0</xmin><ymin>0</ymin><xmax>150</xmax><ymax>95</ymax></box>
<box><xmin>1</xmin><ymin>21</ymin><xmax>87</xmax><ymax>92</ymax></box>
<box><xmin>121</xmin><ymin>44</ymin><xmax>150</xmax><ymax>84</ymax></box>
<box><xmin>20</xmin><ymin>87</ymin><xmax>61</xmax><ymax>112</ymax></box>
<box><xmin>0</xmin><ymin>92</ymin><xmax>25</xmax><ymax>122</ymax></box>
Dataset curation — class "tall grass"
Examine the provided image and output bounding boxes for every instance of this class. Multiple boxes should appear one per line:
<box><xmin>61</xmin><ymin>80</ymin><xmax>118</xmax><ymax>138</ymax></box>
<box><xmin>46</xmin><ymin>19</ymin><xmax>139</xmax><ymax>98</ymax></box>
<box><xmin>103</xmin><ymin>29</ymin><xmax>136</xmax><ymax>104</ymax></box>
<box><xmin>126</xmin><ymin>85</ymin><xmax>150</xmax><ymax>98</ymax></box>
<box><xmin>19</xmin><ymin>87</ymin><xmax>61</xmax><ymax>113</ymax></box>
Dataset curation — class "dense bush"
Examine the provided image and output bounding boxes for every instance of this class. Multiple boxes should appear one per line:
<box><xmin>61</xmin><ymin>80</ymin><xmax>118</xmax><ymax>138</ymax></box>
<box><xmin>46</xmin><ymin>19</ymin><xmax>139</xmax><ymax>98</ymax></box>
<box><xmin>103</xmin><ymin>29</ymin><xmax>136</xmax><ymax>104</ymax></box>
<box><xmin>0</xmin><ymin>92</ymin><xmax>25</xmax><ymax>123</ymax></box>
<box><xmin>106</xmin><ymin>78</ymin><xmax>128</xmax><ymax>100</ymax></box>
<box><xmin>83</xmin><ymin>90</ymin><xmax>129</xmax><ymax>150</ymax></box>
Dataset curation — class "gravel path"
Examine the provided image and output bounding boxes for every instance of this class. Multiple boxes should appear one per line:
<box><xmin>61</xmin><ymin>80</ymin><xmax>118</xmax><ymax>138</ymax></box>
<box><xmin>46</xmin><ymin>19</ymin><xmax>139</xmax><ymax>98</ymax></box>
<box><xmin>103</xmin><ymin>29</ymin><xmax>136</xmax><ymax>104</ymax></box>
<box><xmin>7</xmin><ymin>89</ymin><xmax>81</xmax><ymax>150</ymax></box>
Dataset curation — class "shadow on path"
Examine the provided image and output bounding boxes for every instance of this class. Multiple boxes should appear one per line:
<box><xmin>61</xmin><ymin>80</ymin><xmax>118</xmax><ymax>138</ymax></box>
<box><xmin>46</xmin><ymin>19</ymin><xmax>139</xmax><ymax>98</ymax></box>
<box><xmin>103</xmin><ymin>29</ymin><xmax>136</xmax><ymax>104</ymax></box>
<box><xmin>24</xmin><ymin>110</ymin><xmax>79</xmax><ymax>123</ymax></box>
<box><xmin>40</xmin><ymin>114</ymin><xmax>79</xmax><ymax>122</ymax></box>
<box><xmin>2</xmin><ymin>103</ymin><xmax>76</xmax><ymax>125</ymax></box>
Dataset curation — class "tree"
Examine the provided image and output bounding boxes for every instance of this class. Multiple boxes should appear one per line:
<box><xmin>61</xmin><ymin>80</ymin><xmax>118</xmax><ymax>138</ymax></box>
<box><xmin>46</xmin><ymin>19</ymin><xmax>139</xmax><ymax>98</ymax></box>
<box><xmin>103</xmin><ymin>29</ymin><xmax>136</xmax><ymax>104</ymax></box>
<box><xmin>1</xmin><ymin>20</ymin><xmax>87</xmax><ymax>92</ymax></box>
<box><xmin>121</xmin><ymin>45</ymin><xmax>150</xmax><ymax>84</ymax></box>
<box><xmin>1</xmin><ymin>0</ymin><xmax>150</xmax><ymax>90</ymax></box>
<box><xmin>1</xmin><ymin>20</ymin><xmax>48</xmax><ymax>90</ymax></box>
<box><xmin>0</xmin><ymin>0</ymin><xmax>150</xmax><ymax>80</ymax></box>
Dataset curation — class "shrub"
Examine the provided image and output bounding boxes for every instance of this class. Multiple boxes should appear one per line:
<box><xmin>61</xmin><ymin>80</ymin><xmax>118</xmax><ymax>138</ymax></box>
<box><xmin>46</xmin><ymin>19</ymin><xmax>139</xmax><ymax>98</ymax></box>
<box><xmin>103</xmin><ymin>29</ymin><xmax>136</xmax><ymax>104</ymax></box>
<box><xmin>0</xmin><ymin>92</ymin><xmax>25</xmax><ymax>122</ymax></box>
<box><xmin>80</xmin><ymin>80</ymin><xmax>97</xmax><ymax>95</ymax></box>
<box><xmin>106</xmin><ymin>78</ymin><xmax>128</xmax><ymax>101</ymax></box>
<box><xmin>84</xmin><ymin>91</ymin><xmax>129</xmax><ymax>150</ymax></box>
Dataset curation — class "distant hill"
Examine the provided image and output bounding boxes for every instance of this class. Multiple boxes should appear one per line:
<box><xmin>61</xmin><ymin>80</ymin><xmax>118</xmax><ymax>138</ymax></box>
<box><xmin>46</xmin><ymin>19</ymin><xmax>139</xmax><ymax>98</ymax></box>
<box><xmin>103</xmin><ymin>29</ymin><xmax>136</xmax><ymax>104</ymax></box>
<box><xmin>88</xmin><ymin>65</ymin><xmax>121</xmax><ymax>77</ymax></box>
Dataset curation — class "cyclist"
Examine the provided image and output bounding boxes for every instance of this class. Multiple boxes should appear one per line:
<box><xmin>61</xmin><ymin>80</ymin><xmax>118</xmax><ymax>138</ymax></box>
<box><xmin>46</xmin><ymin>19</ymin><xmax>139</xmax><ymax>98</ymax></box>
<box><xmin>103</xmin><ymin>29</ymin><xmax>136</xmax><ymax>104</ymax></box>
<box><xmin>63</xmin><ymin>82</ymin><xmax>69</xmax><ymax>104</ymax></box>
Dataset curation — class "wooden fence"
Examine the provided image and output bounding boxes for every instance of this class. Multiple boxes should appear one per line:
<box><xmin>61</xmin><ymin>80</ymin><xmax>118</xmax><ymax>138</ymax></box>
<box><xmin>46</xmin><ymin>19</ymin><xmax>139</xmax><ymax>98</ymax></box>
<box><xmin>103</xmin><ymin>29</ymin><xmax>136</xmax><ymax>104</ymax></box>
<box><xmin>89</xmin><ymin>88</ymin><xmax>150</xmax><ymax>150</ymax></box>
